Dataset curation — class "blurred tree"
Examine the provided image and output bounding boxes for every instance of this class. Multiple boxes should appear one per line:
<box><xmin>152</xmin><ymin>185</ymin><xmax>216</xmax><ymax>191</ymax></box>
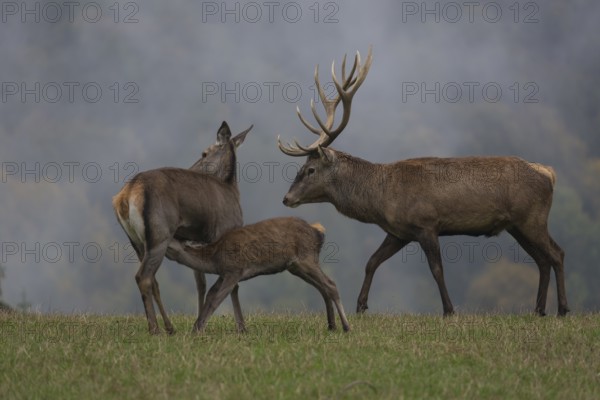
<box><xmin>0</xmin><ymin>263</ymin><xmax>4</xmax><ymax>298</ymax></box>
<box><xmin>465</xmin><ymin>259</ymin><xmax>556</xmax><ymax>313</ymax></box>
<box><xmin>0</xmin><ymin>264</ymin><xmax>10</xmax><ymax>311</ymax></box>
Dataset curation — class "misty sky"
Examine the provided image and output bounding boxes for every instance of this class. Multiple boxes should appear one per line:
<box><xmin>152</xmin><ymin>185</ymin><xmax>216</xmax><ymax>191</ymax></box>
<box><xmin>1</xmin><ymin>0</ymin><xmax>598</xmax><ymax>314</ymax></box>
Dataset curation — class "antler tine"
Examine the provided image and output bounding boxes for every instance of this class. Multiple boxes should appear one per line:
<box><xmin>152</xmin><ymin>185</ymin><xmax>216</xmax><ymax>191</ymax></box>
<box><xmin>342</xmin><ymin>53</ymin><xmax>358</xmax><ymax>90</ymax></box>
<box><xmin>315</xmin><ymin>62</ymin><xmax>338</xmax><ymax>133</ymax></box>
<box><xmin>314</xmin><ymin>64</ymin><xmax>329</xmax><ymax>108</ymax></box>
<box><xmin>303</xmin><ymin>62</ymin><xmax>339</xmax><ymax>137</ymax></box>
<box><xmin>341</xmin><ymin>54</ymin><xmax>347</xmax><ymax>84</ymax></box>
<box><xmin>278</xmin><ymin>46</ymin><xmax>373</xmax><ymax>156</ymax></box>
<box><xmin>293</xmin><ymin>139</ymin><xmax>315</xmax><ymax>153</ymax></box>
<box><xmin>309</xmin><ymin>98</ymin><xmax>332</xmax><ymax>134</ymax></box>
<box><xmin>304</xmin><ymin>51</ymin><xmax>362</xmax><ymax>138</ymax></box>
<box><xmin>296</xmin><ymin>105</ymin><xmax>321</xmax><ymax>135</ymax></box>
<box><xmin>326</xmin><ymin>46</ymin><xmax>373</xmax><ymax>139</ymax></box>
<box><xmin>277</xmin><ymin>135</ymin><xmax>312</xmax><ymax>157</ymax></box>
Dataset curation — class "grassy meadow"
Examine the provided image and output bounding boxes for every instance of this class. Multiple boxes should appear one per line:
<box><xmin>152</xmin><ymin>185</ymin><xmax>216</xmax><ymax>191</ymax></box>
<box><xmin>0</xmin><ymin>311</ymin><xmax>598</xmax><ymax>399</ymax></box>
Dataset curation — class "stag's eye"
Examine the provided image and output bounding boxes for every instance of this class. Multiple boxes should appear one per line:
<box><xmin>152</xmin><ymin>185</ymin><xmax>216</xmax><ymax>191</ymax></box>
<box><xmin>307</xmin><ymin>167</ymin><xmax>316</xmax><ymax>176</ymax></box>
<box><xmin>201</xmin><ymin>152</ymin><xmax>207</xmax><ymax>158</ymax></box>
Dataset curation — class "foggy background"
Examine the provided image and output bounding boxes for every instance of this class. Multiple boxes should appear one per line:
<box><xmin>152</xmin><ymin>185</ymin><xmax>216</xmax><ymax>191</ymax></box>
<box><xmin>1</xmin><ymin>0</ymin><xmax>599</xmax><ymax>315</ymax></box>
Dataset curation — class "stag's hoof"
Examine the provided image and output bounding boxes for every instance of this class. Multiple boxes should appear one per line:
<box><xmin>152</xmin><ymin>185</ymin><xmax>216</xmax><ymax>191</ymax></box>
<box><xmin>535</xmin><ymin>309</ymin><xmax>547</xmax><ymax>317</ymax></box>
<box><xmin>236</xmin><ymin>325</ymin><xmax>248</xmax><ymax>334</ymax></box>
<box><xmin>558</xmin><ymin>306</ymin><xmax>570</xmax><ymax>317</ymax></box>
<box><xmin>443</xmin><ymin>310</ymin><xmax>455</xmax><ymax>317</ymax></box>
<box><xmin>166</xmin><ymin>327</ymin><xmax>176</xmax><ymax>336</ymax></box>
<box><xmin>191</xmin><ymin>323</ymin><xmax>207</xmax><ymax>335</ymax></box>
<box><xmin>356</xmin><ymin>303</ymin><xmax>368</xmax><ymax>314</ymax></box>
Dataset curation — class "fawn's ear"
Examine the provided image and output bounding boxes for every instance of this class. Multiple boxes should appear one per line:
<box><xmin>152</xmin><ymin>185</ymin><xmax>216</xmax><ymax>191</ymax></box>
<box><xmin>216</xmin><ymin>121</ymin><xmax>232</xmax><ymax>145</ymax></box>
<box><xmin>232</xmin><ymin>124</ymin><xmax>253</xmax><ymax>148</ymax></box>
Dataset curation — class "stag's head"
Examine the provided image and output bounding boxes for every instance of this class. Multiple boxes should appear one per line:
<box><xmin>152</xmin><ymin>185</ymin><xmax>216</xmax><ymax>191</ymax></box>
<box><xmin>191</xmin><ymin>121</ymin><xmax>252</xmax><ymax>182</ymax></box>
<box><xmin>278</xmin><ymin>47</ymin><xmax>373</xmax><ymax>207</ymax></box>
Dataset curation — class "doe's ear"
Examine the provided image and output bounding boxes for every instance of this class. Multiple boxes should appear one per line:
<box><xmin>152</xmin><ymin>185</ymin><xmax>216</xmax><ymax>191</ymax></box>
<box><xmin>216</xmin><ymin>121</ymin><xmax>232</xmax><ymax>144</ymax></box>
<box><xmin>232</xmin><ymin>124</ymin><xmax>253</xmax><ymax>148</ymax></box>
<box><xmin>317</xmin><ymin>145</ymin><xmax>334</xmax><ymax>163</ymax></box>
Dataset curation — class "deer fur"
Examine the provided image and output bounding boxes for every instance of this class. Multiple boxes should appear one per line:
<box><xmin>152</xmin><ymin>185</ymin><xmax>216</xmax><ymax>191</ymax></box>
<box><xmin>278</xmin><ymin>47</ymin><xmax>568</xmax><ymax>316</ymax></box>
<box><xmin>112</xmin><ymin>121</ymin><xmax>252</xmax><ymax>334</ymax></box>
<box><xmin>166</xmin><ymin>217</ymin><xmax>350</xmax><ymax>332</ymax></box>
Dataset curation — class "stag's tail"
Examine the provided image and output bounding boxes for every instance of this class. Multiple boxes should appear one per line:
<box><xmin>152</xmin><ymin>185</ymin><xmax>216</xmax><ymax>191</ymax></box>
<box><xmin>529</xmin><ymin>163</ymin><xmax>557</xmax><ymax>187</ymax></box>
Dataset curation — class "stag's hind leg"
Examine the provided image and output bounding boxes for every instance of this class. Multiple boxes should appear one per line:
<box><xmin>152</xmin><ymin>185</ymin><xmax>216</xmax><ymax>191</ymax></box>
<box><xmin>549</xmin><ymin>236</ymin><xmax>569</xmax><ymax>315</ymax></box>
<box><xmin>509</xmin><ymin>227</ymin><xmax>569</xmax><ymax>316</ymax></box>
<box><xmin>418</xmin><ymin>232</ymin><xmax>454</xmax><ymax>316</ymax></box>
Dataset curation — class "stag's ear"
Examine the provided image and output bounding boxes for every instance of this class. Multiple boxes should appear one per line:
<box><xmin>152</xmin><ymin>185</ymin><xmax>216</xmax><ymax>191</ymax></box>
<box><xmin>216</xmin><ymin>121</ymin><xmax>232</xmax><ymax>145</ymax></box>
<box><xmin>317</xmin><ymin>146</ymin><xmax>334</xmax><ymax>163</ymax></box>
<box><xmin>232</xmin><ymin>124</ymin><xmax>253</xmax><ymax>148</ymax></box>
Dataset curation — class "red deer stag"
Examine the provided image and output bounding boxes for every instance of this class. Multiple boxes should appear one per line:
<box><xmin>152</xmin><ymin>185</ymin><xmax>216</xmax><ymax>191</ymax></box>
<box><xmin>277</xmin><ymin>47</ymin><xmax>569</xmax><ymax>316</ymax></box>
<box><xmin>113</xmin><ymin>121</ymin><xmax>252</xmax><ymax>334</ymax></box>
<box><xmin>166</xmin><ymin>217</ymin><xmax>350</xmax><ymax>332</ymax></box>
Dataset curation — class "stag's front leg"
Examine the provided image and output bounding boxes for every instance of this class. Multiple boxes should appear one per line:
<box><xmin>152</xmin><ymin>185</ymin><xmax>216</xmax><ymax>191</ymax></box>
<box><xmin>357</xmin><ymin>234</ymin><xmax>408</xmax><ymax>313</ymax></box>
<box><xmin>418</xmin><ymin>232</ymin><xmax>454</xmax><ymax>316</ymax></box>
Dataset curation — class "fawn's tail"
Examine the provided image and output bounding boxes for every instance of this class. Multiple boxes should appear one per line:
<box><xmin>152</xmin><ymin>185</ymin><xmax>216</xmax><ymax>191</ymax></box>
<box><xmin>310</xmin><ymin>222</ymin><xmax>326</xmax><ymax>234</ymax></box>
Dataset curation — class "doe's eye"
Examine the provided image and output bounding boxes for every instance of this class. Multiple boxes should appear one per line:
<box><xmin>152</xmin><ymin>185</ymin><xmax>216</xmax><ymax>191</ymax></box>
<box><xmin>307</xmin><ymin>167</ymin><xmax>316</xmax><ymax>176</ymax></box>
<box><xmin>201</xmin><ymin>152</ymin><xmax>207</xmax><ymax>158</ymax></box>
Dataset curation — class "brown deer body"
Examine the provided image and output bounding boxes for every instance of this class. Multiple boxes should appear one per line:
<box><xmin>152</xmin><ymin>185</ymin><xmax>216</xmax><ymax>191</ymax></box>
<box><xmin>278</xmin><ymin>48</ymin><xmax>569</xmax><ymax>316</ymax></box>
<box><xmin>112</xmin><ymin>122</ymin><xmax>252</xmax><ymax>334</ymax></box>
<box><xmin>166</xmin><ymin>217</ymin><xmax>350</xmax><ymax>332</ymax></box>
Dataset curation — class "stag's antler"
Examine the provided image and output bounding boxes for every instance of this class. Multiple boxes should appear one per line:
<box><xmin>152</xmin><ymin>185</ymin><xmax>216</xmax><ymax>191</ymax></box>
<box><xmin>278</xmin><ymin>46</ymin><xmax>373</xmax><ymax>156</ymax></box>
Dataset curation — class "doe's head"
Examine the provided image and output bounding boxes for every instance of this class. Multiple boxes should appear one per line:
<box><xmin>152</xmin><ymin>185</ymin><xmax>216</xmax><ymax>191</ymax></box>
<box><xmin>191</xmin><ymin>121</ymin><xmax>252</xmax><ymax>182</ymax></box>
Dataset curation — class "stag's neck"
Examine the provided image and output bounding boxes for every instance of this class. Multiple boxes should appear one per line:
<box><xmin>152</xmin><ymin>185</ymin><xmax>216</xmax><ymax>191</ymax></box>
<box><xmin>327</xmin><ymin>153</ymin><xmax>388</xmax><ymax>224</ymax></box>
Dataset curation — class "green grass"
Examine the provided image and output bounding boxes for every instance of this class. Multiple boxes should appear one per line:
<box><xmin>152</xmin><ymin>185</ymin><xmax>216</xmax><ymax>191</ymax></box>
<box><xmin>1</xmin><ymin>312</ymin><xmax>598</xmax><ymax>399</ymax></box>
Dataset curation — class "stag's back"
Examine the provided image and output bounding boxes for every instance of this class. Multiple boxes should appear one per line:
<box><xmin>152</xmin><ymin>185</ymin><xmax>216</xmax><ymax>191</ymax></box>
<box><xmin>386</xmin><ymin>156</ymin><xmax>556</xmax><ymax>237</ymax></box>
